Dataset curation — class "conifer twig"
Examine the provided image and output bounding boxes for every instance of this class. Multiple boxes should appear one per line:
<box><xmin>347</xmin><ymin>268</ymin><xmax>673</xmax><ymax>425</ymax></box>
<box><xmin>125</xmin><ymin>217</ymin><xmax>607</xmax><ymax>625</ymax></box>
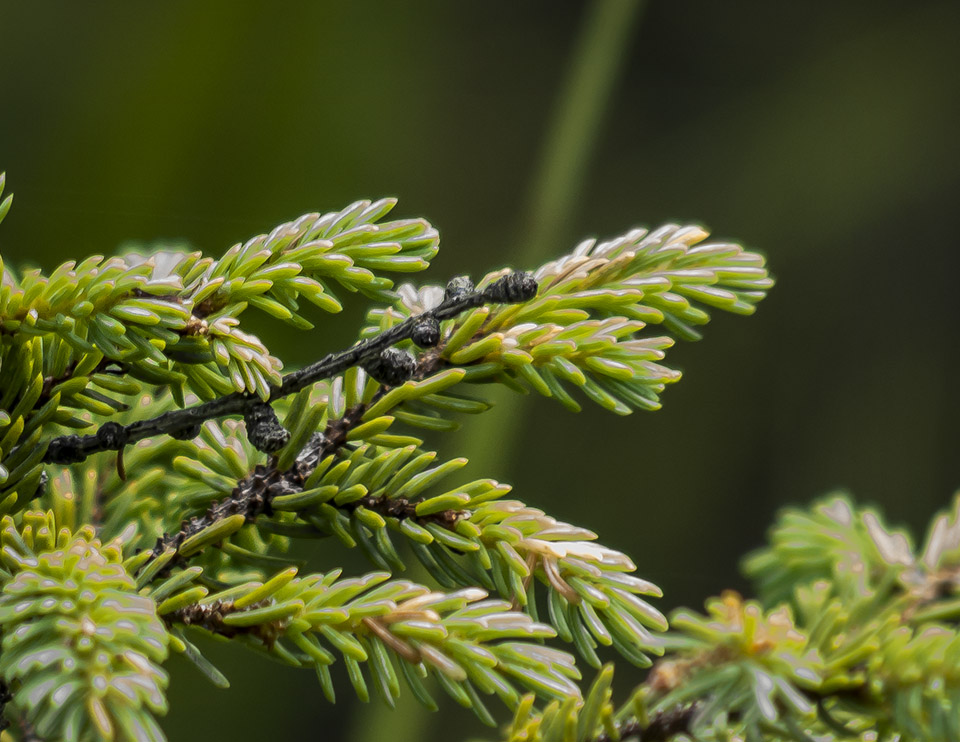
<box><xmin>142</xmin><ymin>342</ymin><xmax>460</xmax><ymax>573</ymax></box>
<box><xmin>1</xmin><ymin>172</ymin><xmax>785</xmax><ymax>741</ymax></box>
<box><xmin>144</xmin><ymin>401</ymin><xmax>368</xmax><ymax>569</ymax></box>
<box><xmin>44</xmin><ymin>272</ymin><xmax>537</xmax><ymax>467</ymax></box>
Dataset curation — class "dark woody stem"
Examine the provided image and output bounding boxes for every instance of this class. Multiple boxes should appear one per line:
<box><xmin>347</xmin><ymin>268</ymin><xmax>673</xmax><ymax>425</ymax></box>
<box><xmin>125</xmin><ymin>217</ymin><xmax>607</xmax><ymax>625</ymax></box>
<box><xmin>44</xmin><ymin>272</ymin><xmax>537</xmax><ymax>466</ymax></box>
<box><xmin>141</xmin><ymin>346</ymin><xmax>458</xmax><ymax>575</ymax></box>
<box><xmin>0</xmin><ymin>680</ymin><xmax>11</xmax><ymax>734</ymax></box>
<box><xmin>145</xmin><ymin>398</ymin><xmax>371</xmax><ymax>570</ymax></box>
<box><xmin>593</xmin><ymin>704</ymin><xmax>700</xmax><ymax>742</ymax></box>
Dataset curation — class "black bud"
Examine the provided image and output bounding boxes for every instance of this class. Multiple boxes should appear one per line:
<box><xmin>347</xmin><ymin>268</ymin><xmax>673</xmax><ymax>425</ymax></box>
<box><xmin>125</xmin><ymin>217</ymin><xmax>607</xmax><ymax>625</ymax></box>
<box><xmin>243</xmin><ymin>402</ymin><xmax>291</xmax><ymax>453</ymax></box>
<box><xmin>169</xmin><ymin>423</ymin><xmax>203</xmax><ymax>441</ymax></box>
<box><xmin>363</xmin><ymin>347</ymin><xmax>416</xmax><ymax>387</ymax></box>
<box><xmin>96</xmin><ymin>421</ymin><xmax>129</xmax><ymax>450</ymax></box>
<box><xmin>37</xmin><ymin>470</ymin><xmax>49</xmax><ymax>497</ymax></box>
<box><xmin>44</xmin><ymin>434</ymin><xmax>86</xmax><ymax>464</ymax></box>
<box><xmin>444</xmin><ymin>275</ymin><xmax>475</xmax><ymax>302</ymax></box>
<box><xmin>410</xmin><ymin>316</ymin><xmax>441</xmax><ymax>348</ymax></box>
<box><xmin>483</xmin><ymin>271</ymin><xmax>538</xmax><ymax>304</ymax></box>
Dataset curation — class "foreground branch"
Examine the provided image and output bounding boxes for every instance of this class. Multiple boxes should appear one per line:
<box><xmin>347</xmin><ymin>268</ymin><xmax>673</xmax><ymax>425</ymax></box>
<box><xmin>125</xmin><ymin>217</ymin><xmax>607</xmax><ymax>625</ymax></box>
<box><xmin>141</xmin><ymin>350</ymin><xmax>457</xmax><ymax>573</ymax></box>
<box><xmin>44</xmin><ymin>272</ymin><xmax>536</xmax><ymax>466</ymax></box>
<box><xmin>144</xmin><ymin>399</ymin><xmax>368</xmax><ymax>570</ymax></box>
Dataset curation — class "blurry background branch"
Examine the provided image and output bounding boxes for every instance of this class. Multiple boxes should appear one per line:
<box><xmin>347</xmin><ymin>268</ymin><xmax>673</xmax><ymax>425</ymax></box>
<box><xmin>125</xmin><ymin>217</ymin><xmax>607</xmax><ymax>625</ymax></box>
<box><xmin>499</xmin><ymin>494</ymin><xmax>960</xmax><ymax>741</ymax></box>
<box><xmin>360</xmin><ymin>4</ymin><xmax>645</xmax><ymax>740</ymax></box>
<box><xmin>461</xmin><ymin>0</ymin><xmax>646</xmax><ymax>478</ymax></box>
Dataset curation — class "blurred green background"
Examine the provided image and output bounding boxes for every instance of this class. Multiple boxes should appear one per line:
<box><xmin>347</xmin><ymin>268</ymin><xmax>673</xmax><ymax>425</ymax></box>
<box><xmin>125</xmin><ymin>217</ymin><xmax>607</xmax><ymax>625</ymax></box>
<box><xmin>2</xmin><ymin>2</ymin><xmax>960</xmax><ymax>740</ymax></box>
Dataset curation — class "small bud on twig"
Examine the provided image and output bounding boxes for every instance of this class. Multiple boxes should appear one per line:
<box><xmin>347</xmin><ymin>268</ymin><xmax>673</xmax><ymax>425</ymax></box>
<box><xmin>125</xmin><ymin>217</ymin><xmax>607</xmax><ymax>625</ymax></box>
<box><xmin>96</xmin><ymin>421</ymin><xmax>129</xmax><ymax>450</ymax></box>
<box><xmin>482</xmin><ymin>271</ymin><xmax>538</xmax><ymax>304</ymax></box>
<box><xmin>444</xmin><ymin>275</ymin><xmax>475</xmax><ymax>302</ymax></box>
<box><xmin>363</xmin><ymin>347</ymin><xmax>416</xmax><ymax>387</ymax></box>
<box><xmin>243</xmin><ymin>403</ymin><xmax>291</xmax><ymax>453</ymax></box>
<box><xmin>410</xmin><ymin>316</ymin><xmax>441</xmax><ymax>348</ymax></box>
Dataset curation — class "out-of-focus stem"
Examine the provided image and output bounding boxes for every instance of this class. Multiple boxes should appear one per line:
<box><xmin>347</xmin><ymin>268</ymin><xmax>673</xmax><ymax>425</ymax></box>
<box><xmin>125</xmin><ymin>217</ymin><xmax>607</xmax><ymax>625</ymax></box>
<box><xmin>463</xmin><ymin>0</ymin><xmax>646</xmax><ymax>477</ymax></box>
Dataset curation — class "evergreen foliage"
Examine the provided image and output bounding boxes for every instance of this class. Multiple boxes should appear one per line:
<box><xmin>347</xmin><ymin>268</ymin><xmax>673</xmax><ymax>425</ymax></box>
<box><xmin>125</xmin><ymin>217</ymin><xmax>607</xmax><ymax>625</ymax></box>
<box><xmin>18</xmin><ymin>166</ymin><xmax>954</xmax><ymax>741</ymax></box>
<box><xmin>501</xmin><ymin>495</ymin><xmax>960</xmax><ymax>742</ymax></box>
<box><xmin>0</xmin><ymin>513</ymin><xmax>168</xmax><ymax>742</ymax></box>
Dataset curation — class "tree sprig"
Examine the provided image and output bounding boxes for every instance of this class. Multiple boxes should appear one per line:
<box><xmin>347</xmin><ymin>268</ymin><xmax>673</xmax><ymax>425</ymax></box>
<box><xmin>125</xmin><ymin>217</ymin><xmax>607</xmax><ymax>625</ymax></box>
<box><xmin>0</xmin><ymin>171</ymin><xmax>780</xmax><ymax>741</ymax></box>
<box><xmin>500</xmin><ymin>495</ymin><xmax>960</xmax><ymax>742</ymax></box>
<box><xmin>42</xmin><ymin>271</ymin><xmax>537</xmax><ymax>467</ymax></box>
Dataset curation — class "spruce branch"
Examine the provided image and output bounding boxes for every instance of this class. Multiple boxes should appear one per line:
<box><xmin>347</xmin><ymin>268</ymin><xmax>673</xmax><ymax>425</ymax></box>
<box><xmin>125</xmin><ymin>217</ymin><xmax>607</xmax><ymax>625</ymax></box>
<box><xmin>141</xmin><ymin>397</ymin><xmax>373</xmax><ymax>573</ymax></box>
<box><xmin>153</xmin><ymin>567</ymin><xmax>580</xmax><ymax>724</ymax></box>
<box><xmin>500</xmin><ymin>496</ymin><xmax>960</xmax><ymax>742</ymax></box>
<box><xmin>136</xmin><ymin>343</ymin><xmax>469</xmax><ymax>574</ymax></box>
<box><xmin>1</xmin><ymin>197</ymin><xmax>441</xmax><ymax>400</ymax></box>
<box><xmin>1</xmin><ymin>191</ymin><xmax>451</xmax><ymax>511</ymax></box>
<box><xmin>163</xmin><ymin>424</ymin><xmax>668</xmax><ymax>669</ymax></box>
<box><xmin>361</xmin><ymin>224</ymin><xmax>772</xmax><ymax>420</ymax></box>
<box><xmin>42</xmin><ymin>272</ymin><xmax>537</xmax><ymax>467</ymax></box>
<box><xmin>2</xmin><ymin>171</ymin><xmax>790</xmax><ymax>740</ymax></box>
<box><xmin>0</xmin><ymin>512</ymin><xmax>169</xmax><ymax>742</ymax></box>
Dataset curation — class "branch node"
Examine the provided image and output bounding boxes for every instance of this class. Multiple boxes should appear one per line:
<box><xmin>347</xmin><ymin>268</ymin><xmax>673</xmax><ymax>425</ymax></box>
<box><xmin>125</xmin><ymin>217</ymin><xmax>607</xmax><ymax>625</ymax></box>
<box><xmin>482</xmin><ymin>271</ymin><xmax>538</xmax><ymax>304</ymax></box>
<box><xmin>243</xmin><ymin>403</ymin><xmax>291</xmax><ymax>453</ymax></box>
<box><xmin>444</xmin><ymin>275</ymin><xmax>475</xmax><ymax>301</ymax></box>
<box><xmin>96</xmin><ymin>421</ymin><xmax>129</xmax><ymax>450</ymax></box>
<box><xmin>44</xmin><ymin>434</ymin><xmax>86</xmax><ymax>465</ymax></box>
<box><xmin>169</xmin><ymin>423</ymin><xmax>202</xmax><ymax>441</ymax></box>
<box><xmin>410</xmin><ymin>315</ymin><xmax>441</xmax><ymax>348</ymax></box>
<box><xmin>363</xmin><ymin>347</ymin><xmax>416</xmax><ymax>387</ymax></box>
